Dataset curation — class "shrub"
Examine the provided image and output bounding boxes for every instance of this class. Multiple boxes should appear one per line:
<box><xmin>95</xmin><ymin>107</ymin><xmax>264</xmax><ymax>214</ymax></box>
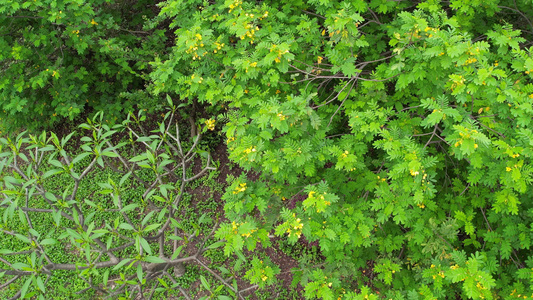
<box><xmin>0</xmin><ymin>0</ymin><xmax>166</xmax><ymax>132</ymax></box>
<box><xmin>153</xmin><ymin>0</ymin><xmax>533</xmax><ymax>298</ymax></box>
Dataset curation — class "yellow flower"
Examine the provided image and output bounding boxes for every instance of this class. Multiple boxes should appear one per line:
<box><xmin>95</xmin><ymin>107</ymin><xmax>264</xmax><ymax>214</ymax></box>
<box><xmin>205</xmin><ymin>118</ymin><xmax>215</xmax><ymax>131</ymax></box>
<box><xmin>90</xmin><ymin>19</ymin><xmax>98</xmax><ymax>25</ymax></box>
<box><xmin>233</xmin><ymin>183</ymin><xmax>247</xmax><ymax>194</ymax></box>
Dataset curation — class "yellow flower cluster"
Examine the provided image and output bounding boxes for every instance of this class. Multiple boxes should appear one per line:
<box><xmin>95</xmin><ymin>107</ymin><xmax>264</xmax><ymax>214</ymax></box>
<box><xmin>341</xmin><ymin>150</ymin><xmax>349</xmax><ymax>158</ymax></box>
<box><xmin>271</xmin><ymin>187</ymin><xmax>281</xmax><ymax>195</ymax></box>
<box><xmin>432</xmin><ymin>271</ymin><xmax>445</xmax><ymax>279</ymax></box>
<box><xmin>226</xmin><ymin>136</ymin><xmax>235</xmax><ymax>144</ymax></box>
<box><xmin>462</xmin><ymin>57</ymin><xmax>477</xmax><ymax>65</ymax></box>
<box><xmin>231</xmin><ymin>221</ymin><xmax>240</xmax><ymax>234</ymax></box>
<box><xmin>205</xmin><ymin>119</ymin><xmax>215</xmax><ymax>131</ymax></box>
<box><xmin>244</xmin><ymin>60</ymin><xmax>258</xmax><ymax>73</ymax></box>
<box><xmin>286</xmin><ymin>214</ymin><xmax>303</xmax><ymax>238</ymax></box>
<box><xmin>506</xmin><ymin>163</ymin><xmax>521</xmax><ymax>172</ymax></box>
<box><xmin>478</xmin><ymin>107</ymin><xmax>490</xmax><ymax>114</ymax></box>
<box><xmin>510</xmin><ymin>289</ymin><xmax>533</xmax><ymax>298</ymax></box>
<box><xmin>277</xmin><ymin>112</ymin><xmax>286</xmax><ymax>121</ymax></box>
<box><xmin>233</xmin><ymin>183</ymin><xmax>247</xmax><ymax>194</ymax></box>
<box><xmin>450</xmin><ymin>75</ymin><xmax>465</xmax><ymax>91</ymax></box>
<box><xmin>191</xmin><ymin>74</ymin><xmax>203</xmax><ymax>84</ymax></box>
<box><xmin>423</xmin><ymin>26</ymin><xmax>440</xmax><ymax>38</ymax></box>
<box><xmin>240</xmin><ymin>22</ymin><xmax>259</xmax><ymax>44</ymax></box>
<box><xmin>186</xmin><ymin>33</ymin><xmax>205</xmax><ymax>60</ymax></box>
<box><xmin>270</xmin><ymin>45</ymin><xmax>290</xmax><ymax>63</ymax></box>
<box><xmin>454</xmin><ymin>129</ymin><xmax>479</xmax><ymax>148</ymax></box>
<box><xmin>308</xmin><ymin>191</ymin><xmax>330</xmax><ymax>213</ymax></box>
<box><xmin>213</xmin><ymin>41</ymin><xmax>225</xmax><ymax>53</ymax></box>
<box><xmin>244</xmin><ymin>146</ymin><xmax>256</xmax><ymax>154</ymax></box>
<box><xmin>228</xmin><ymin>0</ymin><xmax>242</xmax><ymax>13</ymax></box>
<box><xmin>239</xmin><ymin>146</ymin><xmax>257</xmax><ymax>161</ymax></box>
<box><xmin>258</xmin><ymin>261</ymin><xmax>268</xmax><ymax>281</ymax></box>
<box><xmin>241</xmin><ymin>228</ymin><xmax>257</xmax><ymax>238</ymax></box>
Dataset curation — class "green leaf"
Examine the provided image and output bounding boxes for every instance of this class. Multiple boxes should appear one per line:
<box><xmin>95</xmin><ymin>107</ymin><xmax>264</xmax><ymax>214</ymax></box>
<box><xmin>136</xmin><ymin>263</ymin><xmax>143</xmax><ymax>282</ymax></box>
<box><xmin>119</xmin><ymin>223</ymin><xmax>135</xmax><ymax>231</ymax></box>
<box><xmin>20</xmin><ymin>277</ymin><xmax>32</xmax><ymax>299</ymax></box>
<box><xmin>36</xmin><ymin>276</ymin><xmax>45</xmax><ymax>292</ymax></box>
<box><xmin>200</xmin><ymin>275</ymin><xmax>211</xmax><ymax>291</ymax></box>
<box><xmin>171</xmin><ymin>245</ymin><xmax>183</xmax><ymax>260</ymax></box>
<box><xmin>207</xmin><ymin>241</ymin><xmax>225</xmax><ymax>249</ymax></box>
<box><xmin>40</xmin><ymin>238</ymin><xmax>57</xmax><ymax>245</ymax></box>
<box><xmin>102</xmin><ymin>151</ymin><xmax>119</xmax><ymax>158</ymax></box>
<box><xmin>103</xmin><ymin>270</ymin><xmax>110</xmax><ymax>286</ymax></box>
<box><xmin>120</xmin><ymin>204</ymin><xmax>139</xmax><ymax>213</ymax></box>
<box><xmin>143</xmin><ymin>256</ymin><xmax>166</xmax><ymax>263</ymax></box>
<box><xmin>15</xmin><ymin>234</ymin><xmax>30</xmax><ymax>244</ymax></box>
<box><xmin>113</xmin><ymin>258</ymin><xmax>132</xmax><ymax>271</ymax></box>
<box><xmin>139</xmin><ymin>237</ymin><xmax>152</xmax><ymax>255</ymax></box>
<box><xmin>43</xmin><ymin>169</ymin><xmax>63</xmax><ymax>178</ymax></box>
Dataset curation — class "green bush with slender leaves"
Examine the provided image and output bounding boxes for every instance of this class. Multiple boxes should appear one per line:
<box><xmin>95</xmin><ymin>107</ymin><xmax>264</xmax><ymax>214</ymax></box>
<box><xmin>0</xmin><ymin>103</ymin><xmax>255</xmax><ymax>299</ymax></box>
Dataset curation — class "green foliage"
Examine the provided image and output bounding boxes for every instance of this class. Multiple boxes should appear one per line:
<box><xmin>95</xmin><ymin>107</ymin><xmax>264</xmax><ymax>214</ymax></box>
<box><xmin>152</xmin><ymin>0</ymin><xmax>533</xmax><ymax>299</ymax></box>
<box><xmin>0</xmin><ymin>0</ymin><xmax>165</xmax><ymax>132</ymax></box>
<box><xmin>3</xmin><ymin>0</ymin><xmax>533</xmax><ymax>298</ymax></box>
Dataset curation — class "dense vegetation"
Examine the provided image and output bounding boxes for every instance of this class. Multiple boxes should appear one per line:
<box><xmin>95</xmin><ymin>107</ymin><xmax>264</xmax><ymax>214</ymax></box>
<box><xmin>2</xmin><ymin>0</ymin><xmax>533</xmax><ymax>299</ymax></box>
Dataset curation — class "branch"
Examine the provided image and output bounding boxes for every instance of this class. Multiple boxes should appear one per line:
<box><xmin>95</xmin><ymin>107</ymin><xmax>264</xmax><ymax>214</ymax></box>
<box><xmin>0</xmin><ymin>275</ymin><xmax>21</xmax><ymax>289</ymax></box>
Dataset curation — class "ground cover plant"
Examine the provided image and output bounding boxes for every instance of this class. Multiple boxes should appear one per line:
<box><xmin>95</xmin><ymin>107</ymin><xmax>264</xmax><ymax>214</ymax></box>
<box><xmin>2</xmin><ymin>0</ymin><xmax>533</xmax><ymax>299</ymax></box>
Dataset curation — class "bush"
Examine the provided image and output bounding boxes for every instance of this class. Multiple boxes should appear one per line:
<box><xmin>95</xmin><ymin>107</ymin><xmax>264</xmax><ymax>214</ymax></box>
<box><xmin>152</xmin><ymin>0</ymin><xmax>533</xmax><ymax>298</ymax></box>
<box><xmin>0</xmin><ymin>0</ymin><xmax>166</xmax><ymax>132</ymax></box>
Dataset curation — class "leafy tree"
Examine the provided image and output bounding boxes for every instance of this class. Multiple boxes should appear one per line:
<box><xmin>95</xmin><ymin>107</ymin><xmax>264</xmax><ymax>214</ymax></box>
<box><xmin>0</xmin><ymin>0</ymin><xmax>165</xmax><ymax>132</ymax></box>
<box><xmin>0</xmin><ymin>103</ymin><xmax>243</xmax><ymax>299</ymax></box>
<box><xmin>152</xmin><ymin>0</ymin><xmax>533</xmax><ymax>298</ymax></box>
